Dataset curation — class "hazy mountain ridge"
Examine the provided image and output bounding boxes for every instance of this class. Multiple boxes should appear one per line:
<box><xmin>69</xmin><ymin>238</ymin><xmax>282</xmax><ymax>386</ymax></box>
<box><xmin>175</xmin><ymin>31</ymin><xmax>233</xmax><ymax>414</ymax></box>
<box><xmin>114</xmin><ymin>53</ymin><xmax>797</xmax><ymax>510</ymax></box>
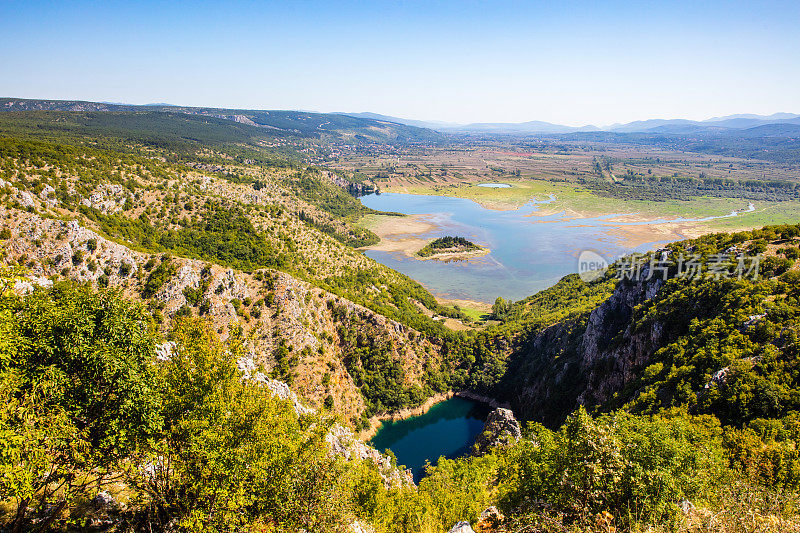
<box><xmin>6</xmin><ymin>98</ymin><xmax>797</xmax><ymax>138</ymax></box>
<box><xmin>0</xmin><ymin>97</ymin><xmax>445</xmax><ymax>144</ymax></box>
<box><xmin>340</xmin><ymin>109</ymin><xmax>800</xmax><ymax>135</ymax></box>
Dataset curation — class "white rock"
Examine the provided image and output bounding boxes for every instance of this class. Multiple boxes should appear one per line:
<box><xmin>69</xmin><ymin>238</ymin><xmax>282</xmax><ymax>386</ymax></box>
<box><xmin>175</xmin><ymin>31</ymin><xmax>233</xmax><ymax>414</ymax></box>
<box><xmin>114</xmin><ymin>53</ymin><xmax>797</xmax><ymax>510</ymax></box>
<box><xmin>350</xmin><ymin>520</ymin><xmax>375</xmax><ymax>533</ymax></box>
<box><xmin>93</xmin><ymin>490</ymin><xmax>124</xmax><ymax>511</ymax></box>
<box><xmin>704</xmin><ymin>367</ymin><xmax>730</xmax><ymax>389</ymax></box>
<box><xmin>155</xmin><ymin>341</ymin><xmax>176</xmax><ymax>361</ymax></box>
<box><xmin>81</xmin><ymin>183</ymin><xmax>128</xmax><ymax>214</ymax></box>
<box><xmin>448</xmin><ymin>521</ymin><xmax>476</xmax><ymax>533</ymax></box>
<box><xmin>12</xmin><ymin>276</ymin><xmax>53</xmax><ymax>295</ymax></box>
<box><xmin>19</xmin><ymin>191</ymin><xmax>35</xmax><ymax>208</ymax></box>
<box><xmin>38</xmin><ymin>184</ymin><xmax>57</xmax><ymax>206</ymax></box>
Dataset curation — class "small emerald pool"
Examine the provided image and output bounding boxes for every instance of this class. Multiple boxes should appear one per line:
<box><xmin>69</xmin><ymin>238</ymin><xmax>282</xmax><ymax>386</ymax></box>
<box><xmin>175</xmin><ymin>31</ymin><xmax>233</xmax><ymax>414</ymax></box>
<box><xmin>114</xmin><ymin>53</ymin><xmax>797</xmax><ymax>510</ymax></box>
<box><xmin>369</xmin><ymin>397</ymin><xmax>491</xmax><ymax>482</ymax></box>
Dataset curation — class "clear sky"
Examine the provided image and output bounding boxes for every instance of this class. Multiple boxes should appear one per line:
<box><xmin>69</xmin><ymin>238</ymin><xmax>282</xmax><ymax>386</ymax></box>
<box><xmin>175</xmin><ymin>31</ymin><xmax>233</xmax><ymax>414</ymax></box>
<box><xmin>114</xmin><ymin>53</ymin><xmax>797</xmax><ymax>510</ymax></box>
<box><xmin>1</xmin><ymin>0</ymin><xmax>798</xmax><ymax>126</ymax></box>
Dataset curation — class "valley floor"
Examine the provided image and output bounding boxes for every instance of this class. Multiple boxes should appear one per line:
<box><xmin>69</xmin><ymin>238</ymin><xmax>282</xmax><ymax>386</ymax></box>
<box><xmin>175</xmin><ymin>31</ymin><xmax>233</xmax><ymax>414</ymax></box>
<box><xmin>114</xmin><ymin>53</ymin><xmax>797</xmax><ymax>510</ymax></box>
<box><xmin>383</xmin><ymin>178</ymin><xmax>795</xmax><ymax>243</ymax></box>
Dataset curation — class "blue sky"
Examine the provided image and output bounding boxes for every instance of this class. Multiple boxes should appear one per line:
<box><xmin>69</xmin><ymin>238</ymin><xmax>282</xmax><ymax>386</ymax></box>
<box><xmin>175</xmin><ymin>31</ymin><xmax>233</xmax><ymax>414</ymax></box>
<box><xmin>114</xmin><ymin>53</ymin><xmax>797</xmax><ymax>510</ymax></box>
<box><xmin>1</xmin><ymin>0</ymin><xmax>798</xmax><ymax>125</ymax></box>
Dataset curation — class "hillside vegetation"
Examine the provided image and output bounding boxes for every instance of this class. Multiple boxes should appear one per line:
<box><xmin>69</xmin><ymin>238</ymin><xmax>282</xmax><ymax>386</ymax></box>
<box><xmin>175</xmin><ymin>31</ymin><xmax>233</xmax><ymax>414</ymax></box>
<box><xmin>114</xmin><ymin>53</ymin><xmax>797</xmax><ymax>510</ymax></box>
<box><xmin>1</xmin><ymin>106</ymin><xmax>799</xmax><ymax>531</ymax></box>
<box><xmin>2</xmin><ymin>280</ymin><xmax>798</xmax><ymax>532</ymax></box>
<box><xmin>0</xmin><ymin>111</ymin><xmax>473</xmax><ymax>429</ymax></box>
<box><xmin>0</xmin><ymin>98</ymin><xmax>445</xmax><ymax>144</ymax></box>
<box><xmin>417</xmin><ymin>236</ymin><xmax>482</xmax><ymax>258</ymax></box>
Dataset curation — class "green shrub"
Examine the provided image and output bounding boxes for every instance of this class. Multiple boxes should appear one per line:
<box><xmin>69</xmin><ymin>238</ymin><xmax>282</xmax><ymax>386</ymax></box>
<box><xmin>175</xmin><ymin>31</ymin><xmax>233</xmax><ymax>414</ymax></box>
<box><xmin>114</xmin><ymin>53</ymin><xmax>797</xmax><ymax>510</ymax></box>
<box><xmin>500</xmin><ymin>408</ymin><xmax>726</xmax><ymax>527</ymax></box>
<box><xmin>142</xmin><ymin>259</ymin><xmax>177</xmax><ymax>298</ymax></box>
<box><xmin>0</xmin><ymin>283</ymin><xmax>161</xmax><ymax>530</ymax></box>
<box><xmin>119</xmin><ymin>261</ymin><xmax>132</xmax><ymax>277</ymax></box>
<box><xmin>138</xmin><ymin>318</ymin><xmax>347</xmax><ymax>532</ymax></box>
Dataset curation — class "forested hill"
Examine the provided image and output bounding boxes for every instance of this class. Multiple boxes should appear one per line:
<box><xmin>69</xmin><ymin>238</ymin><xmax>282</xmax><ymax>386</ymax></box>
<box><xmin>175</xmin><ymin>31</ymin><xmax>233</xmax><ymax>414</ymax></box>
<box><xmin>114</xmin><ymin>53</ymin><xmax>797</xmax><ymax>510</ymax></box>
<box><xmin>0</xmin><ymin>97</ymin><xmax>444</xmax><ymax>144</ymax></box>
<box><xmin>0</xmin><ymin>109</ymin><xmax>475</xmax><ymax>432</ymax></box>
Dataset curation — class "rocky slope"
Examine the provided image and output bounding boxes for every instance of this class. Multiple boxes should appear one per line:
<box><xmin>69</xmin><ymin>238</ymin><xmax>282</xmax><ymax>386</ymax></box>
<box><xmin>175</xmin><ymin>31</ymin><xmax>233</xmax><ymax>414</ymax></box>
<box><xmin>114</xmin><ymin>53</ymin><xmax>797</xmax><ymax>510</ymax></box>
<box><xmin>0</xmin><ymin>119</ymin><xmax>467</xmax><ymax>428</ymax></box>
<box><xmin>2</xmin><ymin>208</ymin><xmax>439</xmax><ymax>427</ymax></box>
<box><xmin>472</xmin><ymin>408</ymin><xmax>522</xmax><ymax>456</ymax></box>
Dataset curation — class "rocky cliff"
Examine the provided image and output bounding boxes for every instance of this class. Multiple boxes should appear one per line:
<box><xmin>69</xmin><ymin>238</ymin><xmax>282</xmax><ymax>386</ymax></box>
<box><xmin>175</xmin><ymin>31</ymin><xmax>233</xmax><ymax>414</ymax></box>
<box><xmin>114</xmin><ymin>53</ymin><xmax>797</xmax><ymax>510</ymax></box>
<box><xmin>504</xmin><ymin>273</ymin><xmax>670</xmax><ymax>426</ymax></box>
<box><xmin>472</xmin><ymin>408</ymin><xmax>521</xmax><ymax>456</ymax></box>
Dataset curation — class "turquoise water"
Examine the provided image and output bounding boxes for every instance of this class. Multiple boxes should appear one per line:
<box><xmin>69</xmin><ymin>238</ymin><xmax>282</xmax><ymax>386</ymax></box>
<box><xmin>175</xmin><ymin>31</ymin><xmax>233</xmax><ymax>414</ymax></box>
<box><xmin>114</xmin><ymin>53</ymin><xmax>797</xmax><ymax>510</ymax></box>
<box><xmin>369</xmin><ymin>397</ymin><xmax>491</xmax><ymax>482</ymax></box>
<box><xmin>360</xmin><ymin>192</ymin><xmax>664</xmax><ymax>303</ymax></box>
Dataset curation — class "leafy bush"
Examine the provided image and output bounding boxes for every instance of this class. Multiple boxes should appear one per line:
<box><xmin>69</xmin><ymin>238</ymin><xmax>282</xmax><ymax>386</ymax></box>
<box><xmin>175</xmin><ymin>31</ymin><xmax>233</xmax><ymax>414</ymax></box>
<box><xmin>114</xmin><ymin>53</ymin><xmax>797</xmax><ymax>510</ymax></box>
<box><xmin>119</xmin><ymin>261</ymin><xmax>132</xmax><ymax>276</ymax></box>
<box><xmin>500</xmin><ymin>408</ymin><xmax>726</xmax><ymax>527</ymax></box>
<box><xmin>131</xmin><ymin>318</ymin><xmax>348</xmax><ymax>532</ymax></box>
<box><xmin>0</xmin><ymin>283</ymin><xmax>161</xmax><ymax>530</ymax></box>
<box><xmin>142</xmin><ymin>258</ymin><xmax>177</xmax><ymax>298</ymax></box>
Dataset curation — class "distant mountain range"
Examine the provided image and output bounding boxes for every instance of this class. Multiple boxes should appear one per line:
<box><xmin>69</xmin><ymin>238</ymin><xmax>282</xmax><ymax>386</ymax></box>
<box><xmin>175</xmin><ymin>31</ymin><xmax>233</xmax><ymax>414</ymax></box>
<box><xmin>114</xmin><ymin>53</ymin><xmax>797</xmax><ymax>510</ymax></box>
<box><xmin>338</xmin><ymin>111</ymin><xmax>800</xmax><ymax>136</ymax></box>
<box><xmin>336</xmin><ymin>112</ymin><xmax>598</xmax><ymax>134</ymax></box>
<box><xmin>2</xmin><ymin>97</ymin><xmax>798</xmax><ymax>142</ymax></box>
<box><xmin>0</xmin><ymin>98</ymin><xmax>445</xmax><ymax>144</ymax></box>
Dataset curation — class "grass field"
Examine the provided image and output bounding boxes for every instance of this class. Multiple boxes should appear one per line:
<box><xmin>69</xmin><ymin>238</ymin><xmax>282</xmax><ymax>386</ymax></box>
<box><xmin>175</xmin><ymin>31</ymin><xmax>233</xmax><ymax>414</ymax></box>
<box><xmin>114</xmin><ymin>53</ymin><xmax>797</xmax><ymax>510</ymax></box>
<box><xmin>704</xmin><ymin>201</ymin><xmax>800</xmax><ymax>230</ymax></box>
<box><xmin>390</xmin><ymin>179</ymin><xmax>785</xmax><ymax>220</ymax></box>
<box><xmin>458</xmin><ymin>304</ymin><xmax>491</xmax><ymax>322</ymax></box>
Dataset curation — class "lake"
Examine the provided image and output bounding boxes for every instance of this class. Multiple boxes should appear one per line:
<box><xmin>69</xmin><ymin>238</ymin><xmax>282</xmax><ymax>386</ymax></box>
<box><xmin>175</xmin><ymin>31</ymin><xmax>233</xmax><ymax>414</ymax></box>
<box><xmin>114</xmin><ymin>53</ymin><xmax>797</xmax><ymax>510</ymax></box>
<box><xmin>360</xmin><ymin>192</ymin><xmax>665</xmax><ymax>303</ymax></box>
<box><xmin>369</xmin><ymin>397</ymin><xmax>491</xmax><ymax>482</ymax></box>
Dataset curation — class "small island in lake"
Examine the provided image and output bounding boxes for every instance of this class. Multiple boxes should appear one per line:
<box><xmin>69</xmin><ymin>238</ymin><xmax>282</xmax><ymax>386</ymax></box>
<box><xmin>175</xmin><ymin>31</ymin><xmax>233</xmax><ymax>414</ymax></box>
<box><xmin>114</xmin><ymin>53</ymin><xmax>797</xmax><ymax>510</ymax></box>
<box><xmin>416</xmin><ymin>236</ymin><xmax>488</xmax><ymax>260</ymax></box>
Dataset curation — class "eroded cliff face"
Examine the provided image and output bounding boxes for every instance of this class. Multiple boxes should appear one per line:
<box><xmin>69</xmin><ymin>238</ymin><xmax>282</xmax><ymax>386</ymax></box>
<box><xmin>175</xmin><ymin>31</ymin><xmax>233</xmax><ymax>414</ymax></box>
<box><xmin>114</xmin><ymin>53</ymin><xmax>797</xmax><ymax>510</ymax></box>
<box><xmin>577</xmin><ymin>274</ymin><xmax>665</xmax><ymax>406</ymax></box>
<box><xmin>505</xmin><ymin>274</ymin><xmax>670</xmax><ymax>426</ymax></box>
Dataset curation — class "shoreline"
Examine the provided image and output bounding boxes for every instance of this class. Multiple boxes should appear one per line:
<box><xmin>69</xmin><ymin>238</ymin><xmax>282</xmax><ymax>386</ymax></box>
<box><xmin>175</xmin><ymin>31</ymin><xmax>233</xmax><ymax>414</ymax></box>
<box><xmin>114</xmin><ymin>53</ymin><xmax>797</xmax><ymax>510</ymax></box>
<box><xmin>358</xmin><ymin>390</ymin><xmax>508</xmax><ymax>441</ymax></box>
<box><xmin>361</xmin><ymin>213</ymin><xmax>493</xmax><ymax>262</ymax></box>
<box><xmin>358</xmin><ymin>213</ymin><xmax>434</xmax><ymax>256</ymax></box>
<box><xmin>363</xmin><ymin>190</ymin><xmax>754</xmax><ymax>253</ymax></box>
<box><xmin>455</xmin><ymin>390</ymin><xmax>512</xmax><ymax>410</ymax></box>
<box><xmin>359</xmin><ymin>391</ymin><xmax>454</xmax><ymax>440</ymax></box>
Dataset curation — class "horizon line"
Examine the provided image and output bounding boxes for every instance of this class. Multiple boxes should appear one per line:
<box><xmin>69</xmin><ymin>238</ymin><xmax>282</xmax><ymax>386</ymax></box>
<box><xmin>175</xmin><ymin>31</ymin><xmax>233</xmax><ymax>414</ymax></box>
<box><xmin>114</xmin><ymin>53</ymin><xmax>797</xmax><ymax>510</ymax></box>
<box><xmin>1</xmin><ymin>95</ymin><xmax>798</xmax><ymax>129</ymax></box>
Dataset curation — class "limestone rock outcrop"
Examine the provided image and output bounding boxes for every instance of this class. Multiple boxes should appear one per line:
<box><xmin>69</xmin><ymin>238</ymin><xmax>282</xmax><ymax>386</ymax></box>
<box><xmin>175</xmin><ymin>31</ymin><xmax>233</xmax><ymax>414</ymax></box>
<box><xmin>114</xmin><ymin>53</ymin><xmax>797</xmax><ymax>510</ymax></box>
<box><xmin>326</xmin><ymin>425</ymin><xmax>414</xmax><ymax>488</ymax></box>
<box><xmin>472</xmin><ymin>408</ymin><xmax>521</xmax><ymax>456</ymax></box>
<box><xmin>509</xmin><ymin>272</ymin><xmax>670</xmax><ymax>426</ymax></box>
<box><xmin>476</xmin><ymin>506</ymin><xmax>504</xmax><ymax>532</ymax></box>
<box><xmin>238</xmin><ymin>365</ymin><xmax>413</xmax><ymax>488</ymax></box>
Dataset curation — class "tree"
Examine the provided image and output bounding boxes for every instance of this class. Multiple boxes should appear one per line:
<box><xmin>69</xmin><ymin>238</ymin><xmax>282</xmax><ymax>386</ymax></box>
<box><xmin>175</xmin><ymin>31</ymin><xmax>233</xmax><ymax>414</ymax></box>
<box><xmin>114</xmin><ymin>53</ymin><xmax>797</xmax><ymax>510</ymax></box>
<box><xmin>0</xmin><ymin>370</ymin><xmax>87</xmax><ymax>533</ymax></box>
<box><xmin>0</xmin><ymin>282</ymin><xmax>161</xmax><ymax>530</ymax></box>
<box><xmin>501</xmin><ymin>409</ymin><xmax>725</xmax><ymax>527</ymax></box>
<box><xmin>491</xmin><ymin>297</ymin><xmax>511</xmax><ymax>321</ymax></box>
<box><xmin>130</xmin><ymin>318</ymin><xmax>348</xmax><ymax>532</ymax></box>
